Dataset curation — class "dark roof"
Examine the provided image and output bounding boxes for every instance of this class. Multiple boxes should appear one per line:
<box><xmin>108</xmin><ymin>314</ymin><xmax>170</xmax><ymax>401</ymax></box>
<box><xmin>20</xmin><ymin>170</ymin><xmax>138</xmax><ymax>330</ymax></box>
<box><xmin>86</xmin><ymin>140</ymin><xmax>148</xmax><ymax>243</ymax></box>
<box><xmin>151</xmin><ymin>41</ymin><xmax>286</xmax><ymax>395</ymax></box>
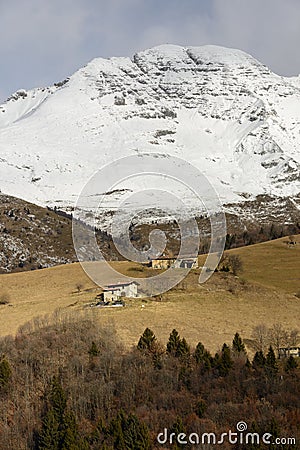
<box><xmin>178</xmin><ymin>257</ymin><xmax>198</xmax><ymax>261</ymax></box>
<box><xmin>151</xmin><ymin>256</ymin><xmax>197</xmax><ymax>261</ymax></box>
<box><xmin>105</xmin><ymin>281</ymin><xmax>139</xmax><ymax>288</ymax></box>
<box><xmin>151</xmin><ymin>257</ymin><xmax>176</xmax><ymax>261</ymax></box>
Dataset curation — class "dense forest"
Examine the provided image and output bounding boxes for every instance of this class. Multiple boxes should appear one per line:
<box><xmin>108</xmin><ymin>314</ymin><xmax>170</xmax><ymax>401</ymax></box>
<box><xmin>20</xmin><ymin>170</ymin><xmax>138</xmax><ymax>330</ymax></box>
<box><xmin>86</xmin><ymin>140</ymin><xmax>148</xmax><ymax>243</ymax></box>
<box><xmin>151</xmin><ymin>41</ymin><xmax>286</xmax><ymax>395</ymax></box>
<box><xmin>0</xmin><ymin>312</ymin><xmax>299</xmax><ymax>449</ymax></box>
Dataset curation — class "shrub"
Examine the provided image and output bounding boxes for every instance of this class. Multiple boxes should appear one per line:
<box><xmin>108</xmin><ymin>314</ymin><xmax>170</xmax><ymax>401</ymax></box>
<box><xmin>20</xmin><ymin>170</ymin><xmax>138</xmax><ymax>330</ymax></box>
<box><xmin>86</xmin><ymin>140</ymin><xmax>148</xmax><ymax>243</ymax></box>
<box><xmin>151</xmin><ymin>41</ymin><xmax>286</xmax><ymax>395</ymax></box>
<box><xmin>0</xmin><ymin>294</ymin><xmax>10</xmax><ymax>305</ymax></box>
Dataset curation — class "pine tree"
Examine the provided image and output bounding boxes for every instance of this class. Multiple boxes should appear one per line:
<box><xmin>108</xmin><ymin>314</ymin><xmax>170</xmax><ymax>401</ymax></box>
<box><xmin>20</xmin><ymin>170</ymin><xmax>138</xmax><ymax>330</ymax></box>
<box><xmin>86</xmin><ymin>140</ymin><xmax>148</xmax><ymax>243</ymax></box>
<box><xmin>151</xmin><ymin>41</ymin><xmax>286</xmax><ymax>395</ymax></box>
<box><xmin>137</xmin><ymin>328</ymin><xmax>156</xmax><ymax>352</ymax></box>
<box><xmin>123</xmin><ymin>413</ymin><xmax>151</xmax><ymax>450</ymax></box>
<box><xmin>110</xmin><ymin>411</ymin><xmax>126</xmax><ymax>450</ymax></box>
<box><xmin>166</xmin><ymin>329</ymin><xmax>181</xmax><ymax>356</ymax></box>
<box><xmin>265</xmin><ymin>346</ymin><xmax>278</xmax><ymax>377</ymax></box>
<box><xmin>285</xmin><ymin>355</ymin><xmax>298</xmax><ymax>372</ymax></box>
<box><xmin>170</xmin><ymin>417</ymin><xmax>186</xmax><ymax>449</ymax></box>
<box><xmin>252</xmin><ymin>351</ymin><xmax>266</xmax><ymax>369</ymax></box>
<box><xmin>110</xmin><ymin>411</ymin><xmax>150</xmax><ymax>450</ymax></box>
<box><xmin>245</xmin><ymin>358</ymin><xmax>252</xmax><ymax>369</ymax></box>
<box><xmin>195</xmin><ymin>399</ymin><xmax>206</xmax><ymax>418</ymax></box>
<box><xmin>215</xmin><ymin>344</ymin><xmax>233</xmax><ymax>376</ymax></box>
<box><xmin>38</xmin><ymin>377</ymin><xmax>85</xmax><ymax>450</ymax></box>
<box><xmin>232</xmin><ymin>332</ymin><xmax>246</xmax><ymax>354</ymax></box>
<box><xmin>50</xmin><ymin>376</ymin><xmax>67</xmax><ymax>423</ymax></box>
<box><xmin>38</xmin><ymin>409</ymin><xmax>60</xmax><ymax>450</ymax></box>
<box><xmin>89</xmin><ymin>417</ymin><xmax>107</xmax><ymax>447</ymax></box>
<box><xmin>60</xmin><ymin>411</ymin><xmax>79</xmax><ymax>450</ymax></box>
<box><xmin>194</xmin><ymin>342</ymin><xmax>212</xmax><ymax>370</ymax></box>
<box><xmin>0</xmin><ymin>357</ymin><xmax>12</xmax><ymax>388</ymax></box>
<box><xmin>176</xmin><ymin>337</ymin><xmax>190</xmax><ymax>358</ymax></box>
<box><xmin>194</xmin><ymin>342</ymin><xmax>205</xmax><ymax>363</ymax></box>
<box><xmin>88</xmin><ymin>341</ymin><xmax>100</xmax><ymax>357</ymax></box>
<box><xmin>268</xmin><ymin>417</ymin><xmax>281</xmax><ymax>450</ymax></box>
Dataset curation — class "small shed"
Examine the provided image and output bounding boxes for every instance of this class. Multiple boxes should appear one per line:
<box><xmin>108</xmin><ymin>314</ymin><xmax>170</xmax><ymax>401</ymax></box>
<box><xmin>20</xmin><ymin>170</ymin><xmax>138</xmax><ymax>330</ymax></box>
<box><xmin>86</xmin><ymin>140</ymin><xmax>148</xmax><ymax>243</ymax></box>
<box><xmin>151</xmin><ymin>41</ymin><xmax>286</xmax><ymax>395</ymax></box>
<box><xmin>174</xmin><ymin>257</ymin><xmax>198</xmax><ymax>269</ymax></box>
<box><xmin>150</xmin><ymin>257</ymin><xmax>176</xmax><ymax>269</ymax></box>
<box><xmin>279</xmin><ymin>346</ymin><xmax>300</xmax><ymax>358</ymax></box>
<box><xmin>150</xmin><ymin>256</ymin><xmax>198</xmax><ymax>269</ymax></box>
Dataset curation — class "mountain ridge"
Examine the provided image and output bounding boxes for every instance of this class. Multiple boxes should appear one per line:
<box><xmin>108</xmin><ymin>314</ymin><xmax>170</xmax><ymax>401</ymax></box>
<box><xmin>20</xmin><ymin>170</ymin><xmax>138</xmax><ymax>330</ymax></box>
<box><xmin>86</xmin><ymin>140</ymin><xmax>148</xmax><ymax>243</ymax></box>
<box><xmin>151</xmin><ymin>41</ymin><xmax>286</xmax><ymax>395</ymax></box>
<box><xmin>0</xmin><ymin>44</ymin><xmax>299</xmax><ymax>228</ymax></box>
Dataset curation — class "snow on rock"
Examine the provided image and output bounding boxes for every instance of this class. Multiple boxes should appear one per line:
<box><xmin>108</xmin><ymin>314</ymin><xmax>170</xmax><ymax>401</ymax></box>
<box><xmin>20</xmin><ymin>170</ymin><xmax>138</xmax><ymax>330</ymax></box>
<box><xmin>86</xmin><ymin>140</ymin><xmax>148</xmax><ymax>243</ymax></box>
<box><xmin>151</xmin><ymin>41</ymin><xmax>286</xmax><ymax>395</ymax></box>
<box><xmin>0</xmin><ymin>44</ymin><xmax>299</xmax><ymax>224</ymax></box>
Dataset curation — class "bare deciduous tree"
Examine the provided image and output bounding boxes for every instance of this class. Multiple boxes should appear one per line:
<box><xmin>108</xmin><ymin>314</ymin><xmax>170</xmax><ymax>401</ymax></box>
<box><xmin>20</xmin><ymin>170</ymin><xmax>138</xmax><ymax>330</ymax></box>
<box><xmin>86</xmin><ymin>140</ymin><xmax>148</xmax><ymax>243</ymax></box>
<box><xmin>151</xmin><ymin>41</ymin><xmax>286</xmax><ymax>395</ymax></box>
<box><xmin>228</xmin><ymin>255</ymin><xmax>243</xmax><ymax>276</ymax></box>
<box><xmin>268</xmin><ymin>323</ymin><xmax>288</xmax><ymax>357</ymax></box>
<box><xmin>251</xmin><ymin>324</ymin><xmax>269</xmax><ymax>352</ymax></box>
<box><xmin>287</xmin><ymin>329</ymin><xmax>299</xmax><ymax>347</ymax></box>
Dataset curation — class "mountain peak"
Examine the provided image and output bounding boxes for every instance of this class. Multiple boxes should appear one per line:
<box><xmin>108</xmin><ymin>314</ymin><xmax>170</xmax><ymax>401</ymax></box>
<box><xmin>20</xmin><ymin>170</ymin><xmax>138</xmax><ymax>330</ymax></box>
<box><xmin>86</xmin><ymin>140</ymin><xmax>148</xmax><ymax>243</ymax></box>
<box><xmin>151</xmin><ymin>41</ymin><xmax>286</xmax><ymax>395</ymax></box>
<box><xmin>0</xmin><ymin>44</ymin><xmax>299</xmax><ymax>222</ymax></box>
<box><xmin>137</xmin><ymin>43</ymin><xmax>261</xmax><ymax>66</ymax></box>
<box><xmin>130</xmin><ymin>44</ymin><xmax>267</xmax><ymax>78</ymax></box>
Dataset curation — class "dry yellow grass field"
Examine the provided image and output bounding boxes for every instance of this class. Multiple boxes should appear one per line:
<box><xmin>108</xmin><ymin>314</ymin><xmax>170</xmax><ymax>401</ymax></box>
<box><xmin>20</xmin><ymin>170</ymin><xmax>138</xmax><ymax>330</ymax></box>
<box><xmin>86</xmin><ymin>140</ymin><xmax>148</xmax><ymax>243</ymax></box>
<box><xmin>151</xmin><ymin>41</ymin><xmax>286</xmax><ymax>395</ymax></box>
<box><xmin>0</xmin><ymin>235</ymin><xmax>299</xmax><ymax>352</ymax></box>
<box><xmin>225</xmin><ymin>234</ymin><xmax>300</xmax><ymax>294</ymax></box>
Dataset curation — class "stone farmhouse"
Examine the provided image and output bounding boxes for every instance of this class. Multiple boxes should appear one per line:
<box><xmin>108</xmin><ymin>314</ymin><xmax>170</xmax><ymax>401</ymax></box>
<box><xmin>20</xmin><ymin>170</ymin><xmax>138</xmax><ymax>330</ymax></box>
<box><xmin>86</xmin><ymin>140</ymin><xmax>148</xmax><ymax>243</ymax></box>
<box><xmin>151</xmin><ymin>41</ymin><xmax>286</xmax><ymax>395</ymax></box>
<box><xmin>101</xmin><ymin>281</ymin><xmax>139</xmax><ymax>302</ymax></box>
<box><xmin>279</xmin><ymin>346</ymin><xmax>300</xmax><ymax>358</ymax></box>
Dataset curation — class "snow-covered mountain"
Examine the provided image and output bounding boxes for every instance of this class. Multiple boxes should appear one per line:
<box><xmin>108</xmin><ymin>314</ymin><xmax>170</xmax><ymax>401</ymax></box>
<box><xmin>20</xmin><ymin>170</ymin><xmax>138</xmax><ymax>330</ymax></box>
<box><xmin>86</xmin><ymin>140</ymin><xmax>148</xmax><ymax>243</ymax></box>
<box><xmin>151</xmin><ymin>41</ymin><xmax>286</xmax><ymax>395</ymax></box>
<box><xmin>0</xmin><ymin>44</ymin><xmax>299</xmax><ymax>226</ymax></box>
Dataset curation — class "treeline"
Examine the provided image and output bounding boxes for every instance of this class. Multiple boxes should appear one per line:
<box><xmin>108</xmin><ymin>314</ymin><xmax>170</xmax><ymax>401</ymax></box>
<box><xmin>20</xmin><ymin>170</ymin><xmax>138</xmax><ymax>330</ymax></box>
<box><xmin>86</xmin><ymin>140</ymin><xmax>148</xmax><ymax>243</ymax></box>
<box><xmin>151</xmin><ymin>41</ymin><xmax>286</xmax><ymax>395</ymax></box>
<box><xmin>198</xmin><ymin>222</ymin><xmax>300</xmax><ymax>254</ymax></box>
<box><xmin>0</xmin><ymin>312</ymin><xmax>299</xmax><ymax>449</ymax></box>
<box><xmin>50</xmin><ymin>206</ymin><xmax>300</xmax><ymax>260</ymax></box>
<box><xmin>49</xmin><ymin>206</ymin><xmax>112</xmax><ymax>243</ymax></box>
<box><xmin>224</xmin><ymin>222</ymin><xmax>300</xmax><ymax>250</ymax></box>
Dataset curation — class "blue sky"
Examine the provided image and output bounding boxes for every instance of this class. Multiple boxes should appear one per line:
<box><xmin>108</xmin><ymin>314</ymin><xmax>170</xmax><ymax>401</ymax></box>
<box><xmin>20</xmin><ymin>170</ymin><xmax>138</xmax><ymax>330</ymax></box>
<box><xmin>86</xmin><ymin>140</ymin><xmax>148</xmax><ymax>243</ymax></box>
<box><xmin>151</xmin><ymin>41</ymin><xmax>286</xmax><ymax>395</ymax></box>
<box><xmin>1</xmin><ymin>0</ymin><xmax>300</xmax><ymax>102</ymax></box>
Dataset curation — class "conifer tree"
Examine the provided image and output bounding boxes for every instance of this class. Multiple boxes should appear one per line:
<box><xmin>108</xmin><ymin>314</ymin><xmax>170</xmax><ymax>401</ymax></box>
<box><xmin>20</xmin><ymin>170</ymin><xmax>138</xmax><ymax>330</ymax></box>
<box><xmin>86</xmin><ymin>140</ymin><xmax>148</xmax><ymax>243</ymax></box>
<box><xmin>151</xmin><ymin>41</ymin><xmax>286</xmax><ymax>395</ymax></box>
<box><xmin>195</xmin><ymin>399</ymin><xmax>207</xmax><ymax>418</ymax></box>
<box><xmin>268</xmin><ymin>417</ymin><xmax>280</xmax><ymax>450</ymax></box>
<box><xmin>38</xmin><ymin>409</ymin><xmax>60</xmax><ymax>450</ymax></box>
<box><xmin>89</xmin><ymin>417</ymin><xmax>107</xmax><ymax>447</ymax></box>
<box><xmin>110</xmin><ymin>413</ymin><xmax>126</xmax><ymax>450</ymax></box>
<box><xmin>232</xmin><ymin>332</ymin><xmax>246</xmax><ymax>354</ymax></box>
<box><xmin>110</xmin><ymin>410</ymin><xmax>150</xmax><ymax>450</ymax></box>
<box><xmin>123</xmin><ymin>413</ymin><xmax>151</xmax><ymax>450</ymax></box>
<box><xmin>194</xmin><ymin>342</ymin><xmax>205</xmax><ymax>363</ymax></box>
<box><xmin>285</xmin><ymin>355</ymin><xmax>298</xmax><ymax>372</ymax></box>
<box><xmin>61</xmin><ymin>411</ymin><xmax>80</xmax><ymax>450</ymax></box>
<box><xmin>265</xmin><ymin>346</ymin><xmax>278</xmax><ymax>377</ymax></box>
<box><xmin>170</xmin><ymin>417</ymin><xmax>186</xmax><ymax>449</ymax></box>
<box><xmin>38</xmin><ymin>376</ymin><xmax>86</xmax><ymax>450</ymax></box>
<box><xmin>166</xmin><ymin>329</ymin><xmax>181</xmax><ymax>356</ymax></box>
<box><xmin>194</xmin><ymin>342</ymin><xmax>212</xmax><ymax>370</ymax></box>
<box><xmin>176</xmin><ymin>337</ymin><xmax>190</xmax><ymax>358</ymax></box>
<box><xmin>214</xmin><ymin>344</ymin><xmax>233</xmax><ymax>376</ymax></box>
<box><xmin>252</xmin><ymin>351</ymin><xmax>266</xmax><ymax>369</ymax></box>
<box><xmin>0</xmin><ymin>357</ymin><xmax>12</xmax><ymax>388</ymax></box>
<box><xmin>137</xmin><ymin>328</ymin><xmax>156</xmax><ymax>352</ymax></box>
<box><xmin>222</xmin><ymin>343</ymin><xmax>233</xmax><ymax>371</ymax></box>
<box><xmin>50</xmin><ymin>376</ymin><xmax>67</xmax><ymax>424</ymax></box>
<box><xmin>88</xmin><ymin>341</ymin><xmax>100</xmax><ymax>357</ymax></box>
<box><xmin>245</xmin><ymin>357</ymin><xmax>252</xmax><ymax>369</ymax></box>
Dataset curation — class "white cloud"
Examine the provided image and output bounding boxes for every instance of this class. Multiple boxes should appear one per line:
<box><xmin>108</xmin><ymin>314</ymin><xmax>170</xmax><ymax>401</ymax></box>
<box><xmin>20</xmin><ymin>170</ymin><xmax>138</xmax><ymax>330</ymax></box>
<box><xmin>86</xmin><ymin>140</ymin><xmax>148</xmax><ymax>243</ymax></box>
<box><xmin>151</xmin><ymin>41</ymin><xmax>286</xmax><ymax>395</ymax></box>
<box><xmin>0</xmin><ymin>0</ymin><xmax>300</xmax><ymax>102</ymax></box>
<box><xmin>0</xmin><ymin>0</ymin><xmax>88</xmax><ymax>99</ymax></box>
<box><xmin>210</xmin><ymin>0</ymin><xmax>300</xmax><ymax>75</ymax></box>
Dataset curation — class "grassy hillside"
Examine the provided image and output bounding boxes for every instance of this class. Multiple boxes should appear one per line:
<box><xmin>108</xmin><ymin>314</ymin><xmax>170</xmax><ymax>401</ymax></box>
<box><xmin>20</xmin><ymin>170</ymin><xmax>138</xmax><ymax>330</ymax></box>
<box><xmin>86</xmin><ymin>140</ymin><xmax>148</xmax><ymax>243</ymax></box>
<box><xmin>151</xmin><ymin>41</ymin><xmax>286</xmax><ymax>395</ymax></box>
<box><xmin>224</xmin><ymin>234</ymin><xmax>300</xmax><ymax>294</ymax></box>
<box><xmin>0</xmin><ymin>235</ymin><xmax>299</xmax><ymax>352</ymax></box>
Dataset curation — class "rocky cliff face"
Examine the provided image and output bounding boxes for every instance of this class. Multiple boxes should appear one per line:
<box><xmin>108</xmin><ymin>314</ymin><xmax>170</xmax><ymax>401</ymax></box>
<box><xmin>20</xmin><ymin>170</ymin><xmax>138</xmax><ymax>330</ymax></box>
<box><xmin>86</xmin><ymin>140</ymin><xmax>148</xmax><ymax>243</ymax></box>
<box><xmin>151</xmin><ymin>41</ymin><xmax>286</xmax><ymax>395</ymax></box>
<box><xmin>0</xmin><ymin>44</ymin><xmax>299</xmax><ymax>227</ymax></box>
